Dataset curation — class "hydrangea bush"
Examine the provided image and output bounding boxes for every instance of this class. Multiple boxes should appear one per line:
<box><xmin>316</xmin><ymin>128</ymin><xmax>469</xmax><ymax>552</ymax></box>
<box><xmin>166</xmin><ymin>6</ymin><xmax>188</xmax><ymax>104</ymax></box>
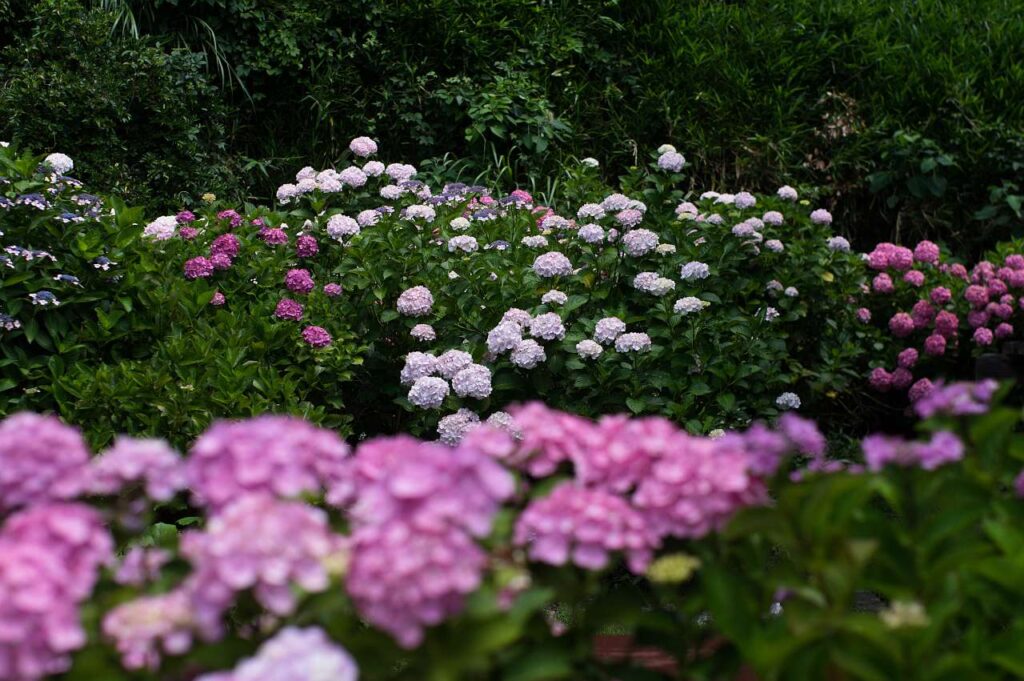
<box><xmin>129</xmin><ymin>138</ymin><xmax>872</xmax><ymax>440</ymax></box>
<box><xmin>0</xmin><ymin>143</ymin><xmax>139</xmax><ymax>414</ymax></box>
<box><xmin>2</xmin><ymin>380</ymin><xmax>1023</xmax><ymax>680</ymax></box>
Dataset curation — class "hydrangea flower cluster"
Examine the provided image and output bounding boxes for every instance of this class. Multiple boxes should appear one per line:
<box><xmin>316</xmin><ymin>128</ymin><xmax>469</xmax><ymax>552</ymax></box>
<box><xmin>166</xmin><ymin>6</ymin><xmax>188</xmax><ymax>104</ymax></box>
<box><xmin>0</xmin><ymin>412</ymin><xmax>89</xmax><ymax>512</ymax></box>
<box><xmin>196</xmin><ymin>627</ymin><xmax>358</xmax><ymax>681</ymax></box>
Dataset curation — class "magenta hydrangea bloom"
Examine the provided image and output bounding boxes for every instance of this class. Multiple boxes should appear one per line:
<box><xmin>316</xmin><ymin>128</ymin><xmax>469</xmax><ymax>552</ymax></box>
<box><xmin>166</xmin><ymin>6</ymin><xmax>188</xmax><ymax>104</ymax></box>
<box><xmin>285</xmin><ymin>268</ymin><xmax>314</xmax><ymax>294</ymax></box>
<box><xmin>179</xmin><ymin>226</ymin><xmax>199</xmax><ymax>241</ymax></box>
<box><xmin>296</xmin><ymin>235</ymin><xmax>319</xmax><ymax>258</ymax></box>
<box><xmin>87</xmin><ymin>437</ymin><xmax>185</xmax><ymax>501</ymax></box>
<box><xmin>934</xmin><ymin>310</ymin><xmax>959</xmax><ymax>337</ymax></box>
<box><xmin>210</xmin><ymin>233</ymin><xmax>240</xmax><ymax>258</ymax></box>
<box><xmin>924</xmin><ymin>333</ymin><xmax>947</xmax><ymax>356</ymax></box>
<box><xmin>209</xmin><ymin>253</ymin><xmax>232</xmax><ymax>270</ymax></box>
<box><xmin>346</xmin><ymin>519</ymin><xmax>485</xmax><ymax>649</ymax></box>
<box><xmin>913</xmin><ymin>240</ymin><xmax>940</xmax><ymax>264</ymax></box>
<box><xmin>572</xmin><ymin>415</ymin><xmax>678</xmax><ymax>493</ymax></box>
<box><xmin>397</xmin><ymin>286</ymin><xmax>434</xmax><ymax>317</ymax></box>
<box><xmin>301</xmin><ymin>323</ymin><xmax>333</xmax><ymax>348</ymax></box>
<box><xmin>515</xmin><ymin>482</ymin><xmax>658</xmax><ymax>574</ymax></box>
<box><xmin>210</xmin><ymin>291</ymin><xmax>226</xmax><ymax>306</ymax></box>
<box><xmin>274</xmin><ymin>298</ymin><xmax>304</xmax><ymax>321</ymax></box>
<box><xmin>216</xmin><ymin>209</ymin><xmax>242</xmax><ymax>228</ymax></box>
<box><xmin>872</xmin><ymin>273</ymin><xmax>894</xmax><ymax>294</ymax></box>
<box><xmin>181</xmin><ymin>495</ymin><xmax>347</xmax><ymax>621</ymax></box>
<box><xmin>903</xmin><ymin>270</ymin><xmax>925</xmax><ymax>287</ymax></box>
<box><xmin>0</xmin><ymin>412</ymin><xmax>90</xmax><ymax>512</ymax></box>
<box><xmin>176</xmin><ymin>210</ymin><xmax>196</xmax><ymax>223</ymax></box>
<box><xmin>102</xmin><ymin>589</ymin><xmax>195</xmax><ymax>670</ymax></box>
<box><xmin>113</xmin><ymin>546</ymin><xmax>171</xmax><ymax>587</ymax></box>
<box><xmin>856</xmin><ymin>308</ymin><xmax>871</xmax><ymax>323</ymax></box>
<box><xmin>869</xmin><ymin>367</ymin><xmax>893</xmax><ymax>392</ymax></box>
<box><xmin>195</xmin><ymin>627</ymin><xmax>358</xmax><ymax>681</ymax></box>
<box><xmin>888</xmin><ymin>312</ymin><xmax>914</xmax><ymax>338</ymax></box>
<box><xmin>331</xmin><ymin>434</ymin><xmax>513</xmax><ymax>537</ymax></box>
<box><xmin>914</xmin><ymin>380</ymin><xmax>998</xmax><ymax>418</ymax></box>
<box><xmin>778</xmin><ymin>413</ymin><xmax>827</xmax><ymax>457</ymax></box>
<box><xmin>632</xmin><ymin>434</ymin><xmax>764</xmax><ymax>539</ymax></box>
<box><xmin>908</xmin><ymin>378</ymin><xmax>935</xmax><ymax>402</ymax></box>
<box><xmin>897</xmin><ymin>348</ymin><xmax>919</xmax><ymax>369</ymax></box>
<box><xmin>185</xmin><ymin>415</ymin><xmax>350</xmax><ymax>510</ymax></box>
<box><xmin>259</xmin><ymin>227</ymin><xmax>288</xmax><ymax>245</ymax></box>
<box><xmin>965</xmin><ymin>284</ymin><xmax>989</xmax><ymax>307</ymax></box>
<box><xmin>323</xmin><ymin>283</ymin><xmax>343</xmax><ymax>297</ymax></box>
<box><xmin>973</xmin><ymin>327</ymin><xmax>994</xmax><ymax>346</ymax></box>
<box><xmin>930</xmin><ymin>286</ymin><xmax>952</xmax><ymax>305</ymax></box>
<box><xmin>184</xmin><ymin>256</ymin><xmax>214</xmax><ymax>280</ymax></box>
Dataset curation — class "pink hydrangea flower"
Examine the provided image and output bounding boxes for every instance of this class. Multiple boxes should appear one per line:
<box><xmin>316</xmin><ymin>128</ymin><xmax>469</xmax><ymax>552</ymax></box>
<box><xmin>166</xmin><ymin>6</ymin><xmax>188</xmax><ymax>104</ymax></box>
<box><xmin>346</xmin><ymin>519</ymin><xmax>485</xmax><ymax>649</ymax></box>
<box><xmin>856</xmin><ymin>308</ymin><xmax>872</xmax><ymax>323</ymax></box>
<box><xmin>0</xmin><ymin>412</ymin><xmax>90</xmax><ymax>512</ymax></box>
<box><xmin>965</xmin><ymin>284</ymin><xmax>989</xmax><ymax>307</ymax></box>
<box><xmin>934</xmin><ymin>311</ymin><xmax>959</xmax><ymax>337</ymax></box>
<box><xmin>185</xmin><ymin>415</ymin><xmax>349</xmax><ymax>510</ymax></box>
<box><xmin>914</xmin><ymin>380</ymin><xmax>997</xmax><ymax>418</ymax></box>
<box><xmin>930</xmin><ymin>286</ymin><xmax>952</xmax><ymax>305</ymax></box>
<box><xmin>996</xmin><ymin>322</ymin><xmax>1014</xmax><ymax>339</ymax></box>
<box><xmin>515</xmin><ymin>482</ymin><xmax>658</xmax><ymax>574</ymax></box>
<box><xmin>102</xmin><ymin>589</ymin><xmax>195</xmax><ymax>670</ymax></box>
<box><xmin>181</xmin><ymin>495</ymin><xmax>347</xmax><ymax>621</ymax></box>
<box><xmin>872</xmin><ymin>273</ymin><xmax>894</xmax><ymax>294</ymax></box>
<box><xmin>397</xmin><ymin>286</ymin><xmax>434</xmax><ymax>317</ymax></box>
<box><xmin>209</xmin><ymin>253</ymin><xmax>232</xmax><ymax>270</ymax></box>
<box><xmin>897</xmin><ymin>348</ymin><xmax>919</xmax><ymax>369</ymax></box>
<box><xmin>87</xmin><ymin>437</ymin><xmax>185</xmax><ymax>501</ymax></box>
<box><xmin>259</xmin><ymin>227</ymin><xmax>288</xmax><ymax>245</ymax></box>
<box><xmin>349</xmin><ymin>136</ymin><xmax>378</xmax><ymax>157</ymax></box>
<box><xmin>973</xmin><ymin>327</ymin><xmax>994</xmax><ymax>346</ymax></box>
<box><xmin>862</xmin><ymin>431</ymin><xmax>963</xmax><ymax>471</ymax></box>
<box><xmin>903</xmin><ymin>270</ymin><xmax>925</xmax><ymax>287</ymax></box>
<box><xmin>908</xmin><ymin>378</ymin><xmax>935</xmax><ymax>402</ymax></box>
<box><xmin>869</xmin><ymin>367</ymin><xmax>893</xmax><ymax>392</ymax></box>
<box><xmin>924</xmin><ymin>333</ymin><xmax>947</xmax><ymax>356</ymax></box>
<box><xmin>323</xmin><ymin>283</ymin><xmax>343</xmax><ymax>297</ymax></box>
<box><xmin>179</xmin><ymin>226</ymin><xmax>199</xmax><ymax>240</ymax></box>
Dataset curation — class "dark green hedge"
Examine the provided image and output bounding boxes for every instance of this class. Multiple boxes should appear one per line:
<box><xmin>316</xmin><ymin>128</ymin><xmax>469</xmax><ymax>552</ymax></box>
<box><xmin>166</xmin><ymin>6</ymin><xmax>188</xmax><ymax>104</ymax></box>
<box><xmin>2</xmin><ymin>0</ymin><xmax>1022</xmax><ymax>252</ymax></box>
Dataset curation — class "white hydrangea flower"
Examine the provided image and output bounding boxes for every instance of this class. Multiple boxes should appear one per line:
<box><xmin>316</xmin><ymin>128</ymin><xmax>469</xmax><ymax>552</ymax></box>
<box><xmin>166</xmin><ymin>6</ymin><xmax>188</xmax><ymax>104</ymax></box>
<box><xmin>614</xmin><ymin>332</ymin><xmax>652</xmax><ymax>353</ymax></box>
<box><xmin>594</xmin><ymin>317</ymin><xmax>626</xmax><ymax>344</ymax></box>
<box><xmin>44</xmin><ymin>153</ymin><xmax>73</xmax><ymax>174</ymax></box>
<box><xmin>487</xmin><ymin>322</ymin><xmax>523</xmax><ymax>354</ymax></box>
<box><xmin>437</xmin><ymin>409</ymin><xmax>480</xmax><ymax>445</ymax></box>
<box><xmin>436</xmin><ymin>350</ymin><xmax>474</xmax><ymax>380</ymax></box>
<box><xmin>680</xmin><ymin>261</ymin><xmax>710</xmax><ymax>281</ymax></box>
<box><xmin>450</xmin><ymin>216</ymin><xmax>471</xmax><ymax>231</ymax></box>
<box><xmin>448</xmin><ymin>235</ymin><xmax>479</xmax><ymax>253</ymax></box>
<box><xmin>575</xmin><ymin>339</ymin><xmax>603</xmax><ymax>360</ymax></box>
<box><xmin>408</xmin><ymin>376</ymin><xmax>449</xmax><ymax>409</ymax></box>
<box><xmin>142</xmin><ymin>215</ymin><xmax>177</xmax><ymax>240</ymax></box>
<box><xmin>776</xmin><ymin>392</ymin><xmax>801</xmax><ymax>410</ymax></box>
<box><xmin>673</xmin><ymin>297</ymin><xmax>707</xmax><ymax>315</ymax></box>
<box><xmin>541</xmin><ymin>290</ymin><xmax>568</xmax><ymax>306</ymax></box>
<box><xmin>400</xmin><ymin>351</ymin><xmax>437</xmax><ymax>385</ymax></box>
<box><xmin>581</xmin><ymin>157</ymin><xmax>600</xmax><ymax>167</ymax></box>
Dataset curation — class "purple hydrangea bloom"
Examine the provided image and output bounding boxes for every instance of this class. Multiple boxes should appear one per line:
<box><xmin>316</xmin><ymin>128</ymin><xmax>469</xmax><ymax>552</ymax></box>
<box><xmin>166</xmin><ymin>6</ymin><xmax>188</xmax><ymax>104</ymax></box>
<box><xmin>532</xmin><ymin>252</ymin><xmax>573</xmax><ymax>278</ymax></box>
<box><xmin>285</xmin><ymin>268</ymin><xmax>314</xmax><ymax>294</ymax></box>
<box><xmin>87</xmin><ymin>437</ymin><xmax>185</xmax><ymax>501</ymax></box>
<box><xmin>397</xmin><ymin>286</ymin><xmax>434</xmax><ymax>317</ymax></box>
<box><xmin>195</xmin><ymin>627</ymin><xmax>358</xmax><ymax>681</ymax></box>
<box><xmin>274</xmin><ymin>298</ymin><xmax>304</xmax><ymax>321</ymax></box>
<box><xmin>184</xmin><ymin>257</ymin><xmax>214</xmax><ymax>280</ymax></box>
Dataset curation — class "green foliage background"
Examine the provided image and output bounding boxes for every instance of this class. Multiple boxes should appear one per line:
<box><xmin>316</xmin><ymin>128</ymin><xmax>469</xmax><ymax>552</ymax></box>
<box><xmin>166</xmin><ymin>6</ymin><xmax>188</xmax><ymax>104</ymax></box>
<box><xmin>2</xmin><ymin>0</ymin><xmax>1023</xmax><ymax>253</ymax></box>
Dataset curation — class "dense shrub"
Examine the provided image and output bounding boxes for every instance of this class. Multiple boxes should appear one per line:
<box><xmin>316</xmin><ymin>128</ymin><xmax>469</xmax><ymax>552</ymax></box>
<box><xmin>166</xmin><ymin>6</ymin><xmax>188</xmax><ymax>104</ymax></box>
<box><xmin>1</xmin><ymin>380</ymin><xmax>1021</xmax><ymax>679</ymax></box>
<box><xmin>0</xmin><ymin>0</ymin><xmax>235</xmax><ymax>207</ymax></box>
<box><xmin>0</xmin><ymin>144</ymin><xmax>138</xmax><ymax>415</ymax></box>
<box><xmin>31</xmin><ymin>0</ymin><xmax>1023</xmax><ymax>253</ymax></box>
<box><xmin>89</xmin><ymin>140</ymin><xmax>876</xmax><ymax>446</ymax></box>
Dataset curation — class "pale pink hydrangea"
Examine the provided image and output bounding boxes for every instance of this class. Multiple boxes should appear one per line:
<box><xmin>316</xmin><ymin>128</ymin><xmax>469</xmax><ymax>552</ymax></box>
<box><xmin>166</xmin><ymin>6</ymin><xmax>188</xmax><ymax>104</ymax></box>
<box><xmin>437</xmin><ymin>409</ymin><xmax>481</xmax><ymax>445</ymax></box>
<box><xmin>578</xmin><ymin>223</ymin><xmax>605</xmax><ymax>244</ymax></box>
<box><xmin>435</xmin><ymin>350</ymin><xmax>474</xmax><ymax>380</ymax></box>
<box><xmin>594</xmin><ymin>317</ymin><xmax>627</xmax><ymax>344</ymax></box>
<box><xmin>338</xmin><ymin>166</ymin><xmax>368</xmax><ymax>188</ymax></box>
<box><xmin>809</xmin><ymin>208</ymin><xmax>832</xmax><ymax>225</ymax></box>
<box><xmin>410</xmin><ymin>324</ymin><xmax>435</xmax><ymax>342</ymax></box>
<box><xmin>615</xmin><ymin>332</ymin><xmax>652</xmax><ymax>353</ymax></box>
<box><xmin>452</xmin><ymin>364</ymin><xmax>493</xmax><ymax>399</ymax></box>
<box><xmin>621</xmin><ymin>228</ymin><xmax>659</xmax><ymax>256</ymax></box>
<box><xmin>487</xmin><ymin>321</ymin><xmax>523</xmax><ymax>354</ymax></box>
<box><xmin>862</xmin><ymin>431</ymin><xmax>964</xmax><ymax>471</ymax></box>
<box><xmin>326</xmin><ymin>214</ymin><xmax>360</xmax><ymax>240</ymax></box>
<box><xmin>576</xmin><ymin>339</ymin><xmax>603</xmax><ymax>359</ymax></box>
<box><xmin>400</xmin><ymin>351</ymin><xmax>438</xmax><ymax>385</ymax></box>
<box><xmin>397</xmin><ymin>286</ymin><xmax>434</xmax><ymax>317</ymax></box>
<box><xmin>103</xmin><ymin>589</ymin><xmax>195</xmax><ymax>670</ymax></box>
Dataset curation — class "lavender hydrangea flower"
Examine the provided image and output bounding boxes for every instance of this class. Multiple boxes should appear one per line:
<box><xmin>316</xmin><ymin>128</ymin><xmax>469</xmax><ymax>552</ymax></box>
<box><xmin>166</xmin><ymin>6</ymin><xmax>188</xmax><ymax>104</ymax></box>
<box><xmin>363</xmin><ymin>160</ymin><xmax>385</xmax><ymax>177</ymax></box>
<box><xmin>511</xmin><ymin>340</ymin><xmax>546</xmax><ymax>368</ymax></box>
<box><xmin>448</xmin><ymin>235</ymin><xmax>479</xmax><ymax>253</ymax></box>
<box><xmin>532</xmin><ymin>251</ymin><xmax>573</xmax><ymax>278</ymax></box>
<box><xmin>576</xmin><ymin>203</ymin><xmax>605</xmax><ymax>220</ymax></box>
<box><xmin>403</xmin><ymin>204</ymin><xmax>436</xmax><ymax>222</ymax></box>
<box><xmin>529</xmin><ymin>312</ymin><xmax>566</xmax><ymax>341</ymax></box>
<box><xmin>775</xmin><ymin>392</ymin><xmax>801</xmax><ymax>410</ymax></box>
<box><xmin>615</xmin><ymin>332</ymin><xmax>652</xmax><ymax>353</ymax></box>
<box><xmin>576</xmin><ymin>339</ymin><xmax>603</xmax><ymax>359</ymax></box>
<box><xmin>487</xmin><ymin>321</ymin><xmax>523</xmax><ymax>354</ymax></box>
<box><xmin>349</xmin><ymin>136</ymin><xmax>378</xmax><ymax>157</ymax></box>
<box><xmin>594</xmin><ymin>317</ymin><xmax>626</xmax><ymax>344</ymax></box>
<box><xmin>339</xmin><ymin>167</ymin><xmax>368</xmax><ymax>188</ymax></box>
<box><xmin>777</xmin><ymin>185</ymin><xmax>798</xmax><ymax>201</ymax></box>
<box><xmin>437</xmin><ymin>409</ymin><xmax>481</xmax><ymax>445</ymax></box>
<box><xmin>408</xmin><ymin>376</ymin><xmax>450</xmax><ymax>409</ymax></box>
<box><xmin>400</xmin><ymin>352</ymin><xmax>438</xmax><ymax>385</ymax></box>
<box><xmin>810</xmin><ymin>208</ymin><xmax>833</xmax><ymax>225</ymax></box>
<box><xmin>674</xmin><ymin>297</ymin><xmax>707</xmax><ymax>315</ymax></box>
<box><xmin>410</xmin><ymin>324</ymin><xmax>436</xmax><ymax>342</ymax></box>
<box><xmin>600</xmin><ymin>193</ymin><xmax>630</xmax><ymax>212</ymax></box>
<box><xmin>436</xmin><ymin>350</ymin><xmax>474</xmax><ymax>380</ymax></box>
<box><xmin>622</xmin><ymin>228</ymin><xmax>659</xmax><ymax>256</ymax></box>
<box><xmin>285</xmin><ymin>268</ymin><xmax>314</xmax><ymax>294</ymax></box>
<box><xmin>196</xmin><ymin>627</ymin><xmax>358</xmax><ymax>681</ymax></box>
<box><xmin>680</xmin><ymin>261</ymin><xmax>710</xmax><ymax>281</ymax></box>
<box><xmin>521</xmin><ymin>235</ymin><xmax>549</xmax><ymax>248</ymax></box>
<box><xmin>541</xmin><ymin>290</ymin><xmax>568</xmax><ymax>306</ymax></box>
<box><xmin>657</xmin><ymin>151</ymin><xmax>685</xmax><ymax>172</ymax></box>
<box><xmin>615</xmin><ymin>208</ymin><xmax>644</xmax><ymax>229</ymax></box>
<box><xmin>326</xmin><ymin>214</ymin><xmax>360</xmax><ymax>241</ymax></box>
<box><xmin>452</xmin><ymin>364</ymin><xmax>493</xmax><ymax>399</ymax></box>
<box><xmin>577</xmin><ymin>223</ymin><xmax>605</xmax><ymax>244</ymax></box>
